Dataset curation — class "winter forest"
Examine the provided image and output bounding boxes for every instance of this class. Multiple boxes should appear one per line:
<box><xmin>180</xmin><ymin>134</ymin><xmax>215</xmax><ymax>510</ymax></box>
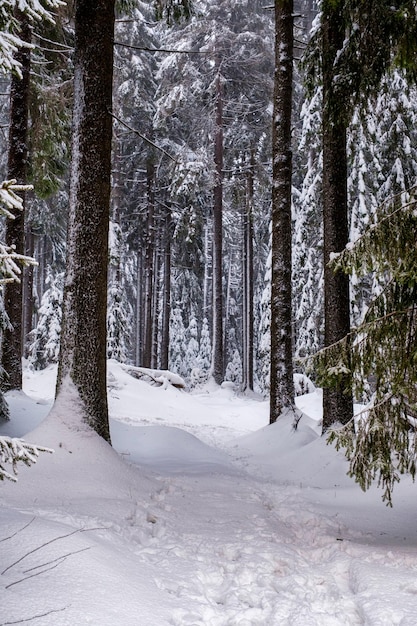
<box><xmin>0</xmin><ymin>0</ymin><xmax>417</xmax><ymax>502</ymax></box>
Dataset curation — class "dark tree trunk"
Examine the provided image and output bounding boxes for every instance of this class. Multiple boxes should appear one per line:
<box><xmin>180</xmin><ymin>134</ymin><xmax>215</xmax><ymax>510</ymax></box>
<box><xmin>211</xmin><ymin>68</ymin><xmax>224</xmax><ymax>385</ymax></box>
<box><xmin>270</xmin><ymin>0</ymin><xmax>295</xmax><ymax>424</ymax></box>
<box><xmin>143</xmin><ymin>157</ymin><xmax>155</xmax><ymax>368</ymax></box>
<box><xmin>242</xmin><ymin>151</ymin><xmax>254</xmax><ymax>391</ymax></box>
<box><xmin>22</xmin><ymin>228</ymin><xmax>35</xmax><ymax>358</ymax></box>
<box><xmin>321</xmin><ymin>0</ymin><xmax>353</xmax><ymax>430</ymax></box>
<box><xmin>151</xmin><ymin>231</ymin><xmax>161</xmax><ymax>369</ymax></box>
<box><xmin>56</xmin><ymin>0</ymin><xmax>115</xmax><ymax>442</ymax></box>
<box><xmin>160</xmin><ymin>206</ymin><xmax>172</xmax><ymax>370</ymax></box>
<box><xmin>2</xmin><ymin>11</ymin><xmax>31</xmax><ymax>392</ymax></box>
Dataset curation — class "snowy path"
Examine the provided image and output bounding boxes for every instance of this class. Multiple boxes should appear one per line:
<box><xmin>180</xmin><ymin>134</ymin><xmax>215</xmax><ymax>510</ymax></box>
<box><xmin>2</xmin><ymin>364</ymin><xmax>417</xmax><ymax>625</ymax></box>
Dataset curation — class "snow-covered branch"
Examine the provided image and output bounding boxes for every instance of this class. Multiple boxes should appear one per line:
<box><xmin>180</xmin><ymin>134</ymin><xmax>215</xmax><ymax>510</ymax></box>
<box><xmin>0</xmin><ymin>436</ymin><xmax>53</xmax><ymax>482</ymax></box>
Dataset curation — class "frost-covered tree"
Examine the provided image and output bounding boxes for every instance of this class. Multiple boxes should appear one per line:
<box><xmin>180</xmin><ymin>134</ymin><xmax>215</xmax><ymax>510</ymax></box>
<box><xmin>225</xmin><ymin>348</ymin><xmax>243</xmax><ymax>386</ymax></box>
<box><xmin>28</xmin><ymin>267</ymin><xmax>63</xmax><ymax>369</ymax></box>
<box><xmin>195</xmin><ymin>316</ymin><xmax>211</xmax><ymax>383</ymax></box>
<box><xmin>184</xmin><ymin>316</ymin><xmax>199</xmax><ymax>377</ymax></box>
<box><xmin>56</xmin><ymin>0</ymin><xmax>115</xmax><ymax>442</ymax></box>
<box><xmin>107</xmin><ymin>221</ymin><xmax>133</xmax><ymax>363</ymax></box>
<box><xmin>169</xmin><ymin>306</ymin><xmax>187</xmax><ymax>379</ymax></box>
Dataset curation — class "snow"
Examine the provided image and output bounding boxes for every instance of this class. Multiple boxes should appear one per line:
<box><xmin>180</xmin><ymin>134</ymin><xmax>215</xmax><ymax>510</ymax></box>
<box><xmin>1</xmin><ymin>361</ymin><xmax>417</xmax><ymax>625</ymax></box>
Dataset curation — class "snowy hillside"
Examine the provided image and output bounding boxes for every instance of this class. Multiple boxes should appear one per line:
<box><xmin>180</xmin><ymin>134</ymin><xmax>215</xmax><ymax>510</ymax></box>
<box><xmin>0</xmin><ymin>361</ymin><xmax>417</xmax><ymax>625</ymax></box>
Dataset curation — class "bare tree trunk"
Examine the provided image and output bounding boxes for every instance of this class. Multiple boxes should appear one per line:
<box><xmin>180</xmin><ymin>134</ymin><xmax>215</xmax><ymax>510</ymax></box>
<box><xmin>211</xmin><ymin>67</ymin><xmax>224</xmax><ymax>385</ymax></box>
<box><xmin>242</xmin><ymin>151</ymin><xmax>254</xmax><ymax>392</ymax></box>
<box><xmin>160</xmin><ymin>206</ymin><xmax>171</xmax><ymax>370</ymax></box>
<box><xmin>151</xmin><ymin>227</ymin><xmax>161</xmax><ymax>369</ymax></box>
<box><xmin>2</xmin><ymin>11</ymin><xmax>31</xmax><ymax>391</ymax></box>
<box><xmin>321</xmin><ymin>0</ymin><xmax>353</xmax><ymax>430</ymax></box>
<box><xmin>143</xmin><ymin>157</ymin><xmax>155</xmax><ymax>368</ymax></box>
<box><xmin>22</xmin><ymin>228</ymin><xmax>35</xmax><ymax>358</ymax></box>
<box><xmin>56</xmin><ymin>0</ymin><xmax>115</xmax><ymax>442</ymax></box>
<box><xmin>270</xmin><ymin>0</ymin><xmax>295</xmax><ymax>424</ymax></box>
<box><xmin>135</xmin><ymin>252</ymin><xmax>143</xmax><ymax>366</ymax></box>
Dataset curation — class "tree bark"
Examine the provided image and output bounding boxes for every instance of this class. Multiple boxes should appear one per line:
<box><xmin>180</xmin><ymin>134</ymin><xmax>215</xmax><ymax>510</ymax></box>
<box><xmin>2</xmin><ymin>11</ymin><xmax>31</xmax><ymax>392</ymax></box>
<box><xmin>142</xmin><ymin>157</ymin><xmax>155</xmax><ymax>368</ymax></box>
<box><xmin>270</xmin><ymin>0</ymin><xmax>295</xmax><ymax>424</ymax></box>
<box><xmin>211</xmin><ymin>67</ymin><xmax>224</xmax><ymax>385</ymax></box>
<box><xmin>321</xmin><ymin>0</ymin><xmax>353</xmax><ymax>430</ymax></box>
<box><xmin>242</xmin><ymin>150</ymin><xmax>255</xmax><ymax>391</ymax></box>
<box><xmin>56</xmin><ymin>0</ymin><xmax>115</xmax><ymax>442</ymax></box>
<box><xmin>160</xmin><ymin>205</ymin><xmax>172</xmax><ymax>370</ymax></box>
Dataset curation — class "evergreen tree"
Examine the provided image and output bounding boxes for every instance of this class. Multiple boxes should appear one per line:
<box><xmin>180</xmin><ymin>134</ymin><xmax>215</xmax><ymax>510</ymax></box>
<box><xmin>169</xmin><ymin>307</ymin><xmax>187</xmax><ymax>379</ymax></box>
<box><xmin>196</xmin><ymin>316</ymin><xmax>211</xmax><ymax>383</ymax></box>
<box><xmin>28</xmin><ymin>267</ymin><xmax>63</xmax><ymax>370</ymax></box>
<box><xmin>225</xmin><ymin>348</ymin><xmax>243</xmax><ymax>386</ymax></box>
<box><xmin>314</xmin><ymin>189</ymin><xmax>417</xmax><ymax>504</ymax></box>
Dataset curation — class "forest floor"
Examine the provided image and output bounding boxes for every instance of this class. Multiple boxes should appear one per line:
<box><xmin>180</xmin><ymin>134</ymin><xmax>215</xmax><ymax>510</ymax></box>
<box><xmin>0</xmin><ymin>360</ymin><xmax>417</xmax><ymax>625</ymax></box>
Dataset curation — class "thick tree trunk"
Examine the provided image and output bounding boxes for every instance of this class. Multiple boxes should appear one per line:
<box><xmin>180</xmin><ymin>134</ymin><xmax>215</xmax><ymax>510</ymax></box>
<box><xmin>270</xmin><ymin>0</ymin><xmax>295</xmax><ymax>424</ymax></box>
<box><xmin>2</xmin><ymin>11</ymin><xmax>31</xmax><ymax>392</ymax></box>
<box><xmin>56</xmin><ymin>0</ymin><xmax>115</xmax><ymax>442</ymax></box>
<box><xmin>321</xmin><ymin>0</ymin><xmax>353</xmax><ymax>430</ymax></box>
<box><xmin>211</xmin><ymin>68</ymin><xmax>224</xmax><ymax>385</ymax></box>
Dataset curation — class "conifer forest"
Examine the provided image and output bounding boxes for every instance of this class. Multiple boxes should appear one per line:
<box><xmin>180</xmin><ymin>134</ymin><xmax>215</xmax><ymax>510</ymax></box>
<box><xmin>0</xmin><ymin>0</ymin><xmax>417</xmax><ymax>496</ymax></box>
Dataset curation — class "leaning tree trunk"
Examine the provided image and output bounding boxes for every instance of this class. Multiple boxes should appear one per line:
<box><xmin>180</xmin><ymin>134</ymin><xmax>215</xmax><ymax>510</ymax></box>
<box><xmin>321</xmin><ymin>0</ymin><xmax>353</xmax><ymax>430</ymax></box>
<box><xmin>270</xmin><ymin>0</ymin><xmax>295</xmax><ymax>424</ymax></box>
<box><xmin>2</xmin><ymin>11</ymin><xmax>31</xmax><ymax>392</ymax></box>
<box><xmin>211</xmin><ymin>67</ymin><xmax>224</xmax><ymax>385</ymax></box>
<box><xmin>56</xmin><ymin>0</ymin><xmax>115</xmax><ymax>442</ymax></box>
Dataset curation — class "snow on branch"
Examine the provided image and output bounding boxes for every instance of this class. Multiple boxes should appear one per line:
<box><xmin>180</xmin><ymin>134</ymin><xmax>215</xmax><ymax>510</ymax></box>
<box><xmin>0</xmin><ymin>180</ymin><xmax>38</xmax><ymax>283</ymax></box>
<box><xmin>121</xmin><ymin>364</ymin><xmax>186</xmax><ymax>389</ymax></box>
<box><xmin>0</xmin><ymin>436</ymin><xmax>53</xmax><ymax>482</ymax></box>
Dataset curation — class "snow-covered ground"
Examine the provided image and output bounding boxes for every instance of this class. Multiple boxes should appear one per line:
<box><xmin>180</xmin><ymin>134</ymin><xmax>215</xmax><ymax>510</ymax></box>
<box><xmin>1</xmin><ymin>360</ymin><xmax>417</xmax><ymax>625</ymax></box>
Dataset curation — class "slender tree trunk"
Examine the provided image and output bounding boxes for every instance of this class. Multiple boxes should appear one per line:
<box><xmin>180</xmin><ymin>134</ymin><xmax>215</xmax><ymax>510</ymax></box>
<box><xmin>143</xmin><ymin>157</ymin><xmax>155</xmax><ymax>368</ymax></box>
<box><xmin>22</xmin><ymin>228</ymin><xmax>35</xmax><ymax>358</ymax></box>
<box><xmin>135</xmin><ymin>252</ymin><xmax>143</xmax><ymax>366</ymax></box>
<box><xmin>151</xmin><ymin>229</ymin><xmax>161</xmax><ymax>369</ymax></box>
<box><xmin>56</xmin><ymin>0</ymin><xmax>115</xmax><ymax>442</ymax></box>
<box><xmin>160</xmin><ymin>206</ymin><xmax>172</xmax><ymax>370</ymax></box>
<box><xmin>242</xmin><ymin>151</ymin><xmax>254</xmax><ymax>391</ymax></box>
<box><xmin>270</xmin><ymin>0</ymin><xmax>295</xmax><ymax>424</ymax></box>
<box><xmin>321</xmin><ymin>0</ymin><xmax>353</xmax><ymax>430</ymax></box>
<box><xmin>211</xmin><ymin>67</ymin><xmax>224</xmax><ymax>385</ymax></box>
<box><xmin>2</xmin><ymin>11</ymin><xmax>31</xmax><ymax>392</ymax></box>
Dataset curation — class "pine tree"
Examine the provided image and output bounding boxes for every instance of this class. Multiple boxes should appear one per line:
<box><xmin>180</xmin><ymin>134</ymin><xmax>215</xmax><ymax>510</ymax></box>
<box><xmin>169</xmin><ymin>307</ymin><xmax>187</xmax><ymax>379</ymax></box>
<box><xmin>28</xmin><ymin>267</ymin><xmax>63</xmax><ymax>370</ymax></box>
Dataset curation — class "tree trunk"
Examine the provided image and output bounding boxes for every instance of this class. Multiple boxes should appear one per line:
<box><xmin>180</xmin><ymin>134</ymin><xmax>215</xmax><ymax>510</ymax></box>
<box><xmin>2</xmin><ymin>11</ymin><xmax>31</xmax><ymax>392</ymax></box>
<box><xmin>242</xmin><ymin>151</ymin><xmax>255</xmax><ymax>392</ymax></box>
<box><xmin>22</xmin><ymin>228</ymin><xmax>35</xmax><ymax>358</ymax></box>
<box><xmin>56</xmin><ymin>0</ymin><xmax>115</xmax><ymax>442</ymax></box>
<box><xmin>270</xmin><ymin>0</ymin><xmax>295</xmax><ymax>424</ymax></box>
<box><xmin>160</xmin><ymin>206</ymin><xmax>172</xmax><ymax>370</ymax></box>
<box><xmin>143</xmin><ymin>157</ymin><xmax>155</xmax><ymax>368</ymax></box>
<box><xmin>321</xmin><ymin>0</ymin><xmax>353</xmax><ymax>430</ymax></box>
<box><xmin>211</xmin><ymin>67</ymin><xmax>224</xmax><ymax>385</ymax></box>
